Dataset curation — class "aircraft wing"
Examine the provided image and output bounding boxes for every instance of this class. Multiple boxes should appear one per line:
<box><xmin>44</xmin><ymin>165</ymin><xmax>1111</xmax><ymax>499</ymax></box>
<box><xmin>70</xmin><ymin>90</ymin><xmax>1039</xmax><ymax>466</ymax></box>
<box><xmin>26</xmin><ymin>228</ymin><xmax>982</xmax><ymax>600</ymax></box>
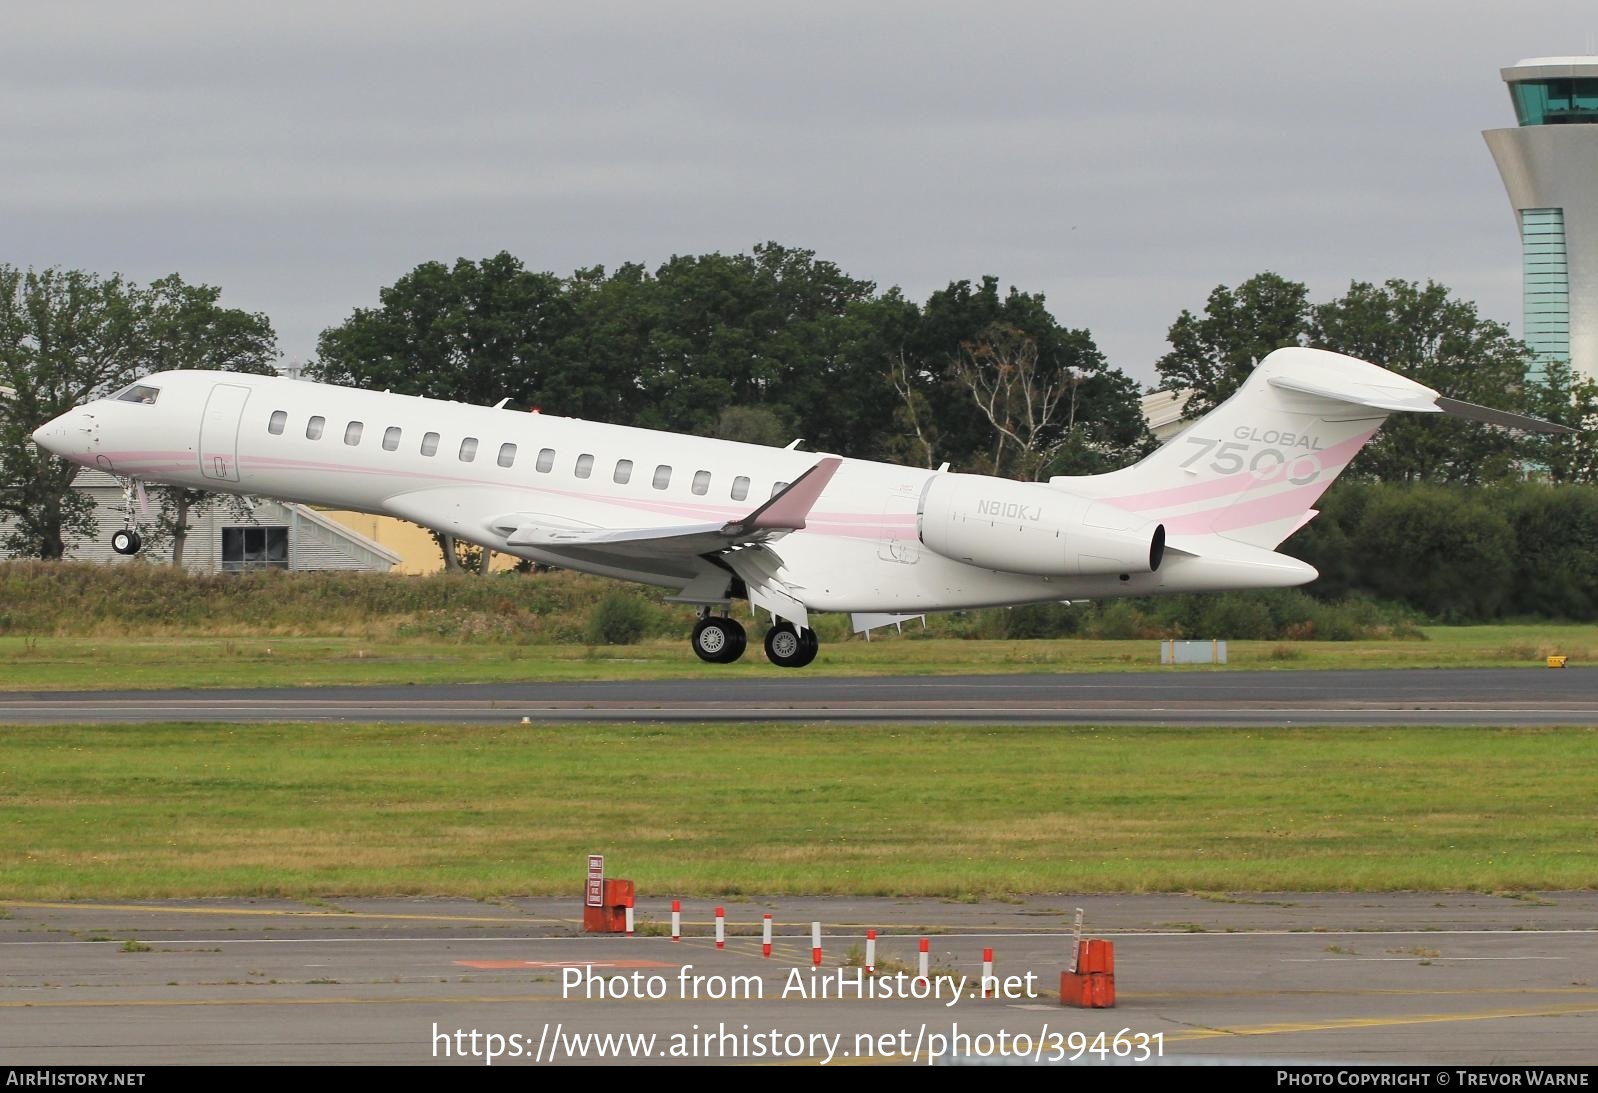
<box><xmin>498</xmin><ymin>456</ymin><xmax>843</xmax><ymax>562</ymax></box>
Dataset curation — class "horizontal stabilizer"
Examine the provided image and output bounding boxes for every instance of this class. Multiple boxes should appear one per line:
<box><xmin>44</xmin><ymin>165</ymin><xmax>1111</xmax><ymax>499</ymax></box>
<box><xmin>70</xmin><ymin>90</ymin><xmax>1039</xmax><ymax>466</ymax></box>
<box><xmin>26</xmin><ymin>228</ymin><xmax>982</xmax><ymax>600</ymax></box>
<box><xmin>1269</xmin><ymin>373</ymin><xmax>1575</xmax><ymax>434</ymax></box>
<box><xmin>1435</xmin><ymin>396</ymin><xmax>1576</xmax><ymax>435</ymax></box>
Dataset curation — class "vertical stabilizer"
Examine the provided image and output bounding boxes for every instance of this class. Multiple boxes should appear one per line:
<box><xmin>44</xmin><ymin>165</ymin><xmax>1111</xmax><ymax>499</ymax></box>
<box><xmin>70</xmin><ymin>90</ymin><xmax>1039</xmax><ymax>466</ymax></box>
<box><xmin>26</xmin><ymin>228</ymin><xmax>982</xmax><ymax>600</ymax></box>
<box><xmin>1057</xmin><ymin>348</ymin><xmax>1435</xmax><ymax>550</ymax></box>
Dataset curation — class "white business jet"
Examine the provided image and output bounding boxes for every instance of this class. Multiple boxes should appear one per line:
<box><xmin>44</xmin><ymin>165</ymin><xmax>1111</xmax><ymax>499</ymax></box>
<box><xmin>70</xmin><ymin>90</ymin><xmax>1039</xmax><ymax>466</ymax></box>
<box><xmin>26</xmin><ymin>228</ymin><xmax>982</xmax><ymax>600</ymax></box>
<box><xmin>29</xmin><ymin>347</ymin><xmax>1567</xmax><ymax>667</ymax></box>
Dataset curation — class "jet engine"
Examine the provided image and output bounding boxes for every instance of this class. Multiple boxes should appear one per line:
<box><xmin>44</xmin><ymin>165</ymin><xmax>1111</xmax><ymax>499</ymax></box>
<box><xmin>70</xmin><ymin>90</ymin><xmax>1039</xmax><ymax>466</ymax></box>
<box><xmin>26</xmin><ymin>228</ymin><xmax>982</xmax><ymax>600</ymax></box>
<box><xmin>917</xmin><ymin>474</ymin><xmax>1164</xmax><ymax>577</ymax></box>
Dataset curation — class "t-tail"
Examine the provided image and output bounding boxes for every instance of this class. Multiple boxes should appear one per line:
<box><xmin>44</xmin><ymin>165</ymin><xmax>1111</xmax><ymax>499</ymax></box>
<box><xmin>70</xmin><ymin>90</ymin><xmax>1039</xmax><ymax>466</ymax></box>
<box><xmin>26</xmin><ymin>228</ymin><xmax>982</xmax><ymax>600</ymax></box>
<box><xmin>1058</xmin><ymin>346</ymin><xmax>1571</xmax><ymax>591</ymax></box>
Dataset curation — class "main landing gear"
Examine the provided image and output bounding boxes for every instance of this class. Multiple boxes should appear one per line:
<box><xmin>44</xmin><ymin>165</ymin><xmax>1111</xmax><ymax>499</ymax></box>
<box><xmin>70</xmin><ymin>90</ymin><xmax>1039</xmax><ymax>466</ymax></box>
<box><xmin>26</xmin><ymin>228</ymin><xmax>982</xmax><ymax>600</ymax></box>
<box><xmin>763</xmin><ymin>621</ymin><xmax>818</xmax><ymax>669</ymax></box>
<box><xmin>688</xmin><ymin>611</ymin><xmax>819</xmax><ymax>668</ymax></box>
<box><xmin>691</xmin><ymin>613</ymin><xmax>748</xmax><ymax>664</ymax></box>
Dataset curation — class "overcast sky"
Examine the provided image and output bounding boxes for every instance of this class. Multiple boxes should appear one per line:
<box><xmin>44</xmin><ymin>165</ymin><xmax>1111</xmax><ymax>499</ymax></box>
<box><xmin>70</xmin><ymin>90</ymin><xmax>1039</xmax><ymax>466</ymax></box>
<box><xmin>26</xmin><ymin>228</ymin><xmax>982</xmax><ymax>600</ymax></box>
<box><xmin>4</xmin><ymin>1</ymin><xmax>1595</xmax><ymax>387</ymax></box>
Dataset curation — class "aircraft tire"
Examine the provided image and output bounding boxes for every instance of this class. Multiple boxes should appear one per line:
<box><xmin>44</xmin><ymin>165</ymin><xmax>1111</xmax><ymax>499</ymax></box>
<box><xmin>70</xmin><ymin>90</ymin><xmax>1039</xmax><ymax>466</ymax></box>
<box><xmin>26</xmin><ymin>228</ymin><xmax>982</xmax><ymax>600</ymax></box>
<box><xmin>112</xmin><ymin>529</ymin><xmax>142</xmax><ymax>556</ymax></box>
<box><xmin>692</xmin><ymin>616</ymin><xmax>744</xmax><ymax>663</ymax></box>
<box><xmin>764</xmin><ymin>622</ymin><xmax>818</xmax><ymax>668</ymax></box>
<box><xmin>720</xmin><ymin>619</ymin><xmax>748</xmax><ymax>663</ymax></box>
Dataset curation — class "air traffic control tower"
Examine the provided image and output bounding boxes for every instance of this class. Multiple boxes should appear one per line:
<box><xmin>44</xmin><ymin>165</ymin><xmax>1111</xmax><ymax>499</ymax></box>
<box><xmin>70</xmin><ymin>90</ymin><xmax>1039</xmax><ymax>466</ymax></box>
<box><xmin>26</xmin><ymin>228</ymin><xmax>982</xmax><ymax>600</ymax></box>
<box><xmin>1484</xmin><ymin>58</ymin><xmax>1598</xmax><ymax>383</ymax></box>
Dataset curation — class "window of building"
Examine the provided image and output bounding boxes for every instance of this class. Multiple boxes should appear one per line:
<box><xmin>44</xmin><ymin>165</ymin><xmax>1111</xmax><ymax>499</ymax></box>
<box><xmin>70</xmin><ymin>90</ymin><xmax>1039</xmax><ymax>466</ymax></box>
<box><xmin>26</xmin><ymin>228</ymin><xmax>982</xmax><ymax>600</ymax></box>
<box><xmin>692</xmin><ymin>470</ymin><xmax>711</xmax><ymax>495</ymax></box>
<box><xmin>498</xmin><ymin>442</ymin><xmax>517</xmax><ymax>468</ymax></box>
<box><xmin>459</xmin><ymin>437</ymin><xmax>479</xmax><ymax>462</ymax></box>
<box><xmin>421</xmin><ymin>431</ymin><xmax>440</xmax><ymax>456</ymax></box>
<box><xmin>652</xmin><ymin>464</ymin><xmax>672</xmax><ymax>490</ymax></box>
<box><xmin>731</xmin><ymin>475</ymin><xmax>750</xmax><ymax>502</ymax></box>
<box><xmin>267</xmin><ymin>410</ymin><xmax>287</xmax><ymax>435</ymax></box>
<box><xmin>537</xmin><ymin>448</ymin><xmax>555</xmax><ymax>473</ymax></box>
<box><xmin>383</xmin><ymin>426</ymin><xmax>402</xmax><ymax>451</ymax></box>
<box><xmin>1510</xmin><ymin>77</ymin><xmax>1598</xmax><ymax>126</ymax></box>
<box><xmin>614</xmin><ymin>458</ymin><xmax>632</xmax><ymax>484</ymax></box>
<box><xmin>306</xmin><ymin>416</ymin><xmax>325</xmax><ymax>440</ymax></box>
<box><xmin>221</xmin><ymin>526</ymin><xmax>289</xmax><ymax>572</ymax></box>
<box><xmin>344</xmin><ymin>421</ymin><xmax>363</xmax><ymax>446</ymax></box>
<box><xmin>771</xmin><ymin>481</ymin><xmax>789</xmax><ymax>497</ymax></box>
<box><xmin>575</xmin><ymin>453</ymin><xmax>594</xmax><ymax>479</ymax></box>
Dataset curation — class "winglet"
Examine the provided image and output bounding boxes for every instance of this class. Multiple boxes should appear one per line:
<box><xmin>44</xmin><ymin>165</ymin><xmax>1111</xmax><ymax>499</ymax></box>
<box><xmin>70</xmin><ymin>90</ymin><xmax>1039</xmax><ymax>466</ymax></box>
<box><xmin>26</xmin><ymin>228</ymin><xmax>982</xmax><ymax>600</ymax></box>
<box><xmin>725</xmin><ymin>456</ymin><xmax>842</xmax><ymax>535</ymax></box>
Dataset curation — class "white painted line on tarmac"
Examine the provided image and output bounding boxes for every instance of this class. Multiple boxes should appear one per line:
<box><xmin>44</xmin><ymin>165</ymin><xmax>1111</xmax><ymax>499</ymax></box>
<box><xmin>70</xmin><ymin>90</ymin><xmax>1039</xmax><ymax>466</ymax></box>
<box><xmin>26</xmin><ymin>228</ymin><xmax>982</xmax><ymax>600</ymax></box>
<box><xmin>3</xmin><ymin>927</ymin><xmax>1596</xmax><ymax>946</ymax></box>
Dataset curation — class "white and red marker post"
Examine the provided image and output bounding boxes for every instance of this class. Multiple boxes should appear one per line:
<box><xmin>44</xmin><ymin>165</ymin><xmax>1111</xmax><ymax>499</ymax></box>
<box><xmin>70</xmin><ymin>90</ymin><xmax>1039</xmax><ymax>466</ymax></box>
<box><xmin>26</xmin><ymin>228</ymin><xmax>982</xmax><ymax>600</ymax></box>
<box><xmin>811</xmin><ymin>921</ymin><xmax>822</xmax><ymax>967</ymax></box>
<box><xmin>671</xmin><ymin>899</ymin><xmax>681</xmax><ymax>943</ymax></box>
<box><xmin>917</xmin><ymin>938</ymin><xmax>929</xmax><ymax>986</ymax></box>
<box><xmin>982</xmin><ymin>947</ymin><xmax>994</xmax><ymax>997</ymax></box>
<box><xmin>624</xmin><ymin>900</ymin><xmax>635</xmax><ymax>938</ymax></box>
<box><xmin>715</xmin><ymin>906</ymin><xmax>726</xmax><ymax>950</ymax></box>
<box><xmin>865</xmin><ymin>930</ymin><xmax>876</xmax><ymax>974</ymax></box>
<box><xmin>762</xmin><ymin>914</ymin><xmax>773</xmax><ymax>958</ymax></box>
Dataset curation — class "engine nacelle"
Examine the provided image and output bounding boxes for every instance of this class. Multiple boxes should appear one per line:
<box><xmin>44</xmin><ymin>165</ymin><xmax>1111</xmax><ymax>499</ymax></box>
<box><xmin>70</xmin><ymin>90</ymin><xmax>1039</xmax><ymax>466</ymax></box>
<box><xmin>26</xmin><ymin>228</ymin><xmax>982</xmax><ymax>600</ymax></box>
<box><xmin>917</xmin><ymin>474</ymin><xmax>1165</xmax><ymax>577</ymax></box>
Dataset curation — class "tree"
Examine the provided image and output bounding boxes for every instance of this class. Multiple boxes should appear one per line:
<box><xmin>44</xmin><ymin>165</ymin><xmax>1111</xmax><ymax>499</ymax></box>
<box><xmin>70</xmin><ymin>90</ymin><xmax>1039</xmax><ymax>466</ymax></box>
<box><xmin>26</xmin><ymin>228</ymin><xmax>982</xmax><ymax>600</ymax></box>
<box><xmin>313</xmin><ymin>252</ymin><xmax>584</xmax><ymax>413</ymax></box>
<box><xmin>1523</xmin><ymin>359</ymin><xmax>1598</xmax><ymax>484</ymax></box>
<box><xmin>1308</xmin><ymin>280</ymin><xmax>1530</xmax><ymax>484</ymax></box>
<box><xmin>1155</xmin><ymin>272</ymin><xmax>1309</xmax><ymax>414</ymax></box>
<box><xmin>0</xmin><ymin>265</ymin><xmax>277</xmax><ymax>560</ymax></box>
<box><xmin>1351</xmin><ymin>484</ymin><xmax>1516</xmax><ymax>620</ymax></box>
<box><xmin>894</xmin><ymin>276</ymin><xmax>1150</xmax><ymax>478</ymax></box>
<box><xmin>711</xmin><ymin>406</ymin><xmax>792</xmax><ymax>447</ymax></box>
<box><xmin>955</xmin><ymin>323</ymin><xmax>1088</xmax><ymax>480</ymax></box>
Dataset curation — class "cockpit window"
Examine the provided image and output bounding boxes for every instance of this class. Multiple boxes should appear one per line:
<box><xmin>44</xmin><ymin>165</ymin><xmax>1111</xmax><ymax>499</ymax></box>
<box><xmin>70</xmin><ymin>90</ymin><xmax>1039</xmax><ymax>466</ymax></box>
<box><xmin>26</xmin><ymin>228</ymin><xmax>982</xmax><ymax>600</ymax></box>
<box><xmin>116</xmin><ymin>384</ymin><xmax>161</xmax><ymax>405</ymax></box>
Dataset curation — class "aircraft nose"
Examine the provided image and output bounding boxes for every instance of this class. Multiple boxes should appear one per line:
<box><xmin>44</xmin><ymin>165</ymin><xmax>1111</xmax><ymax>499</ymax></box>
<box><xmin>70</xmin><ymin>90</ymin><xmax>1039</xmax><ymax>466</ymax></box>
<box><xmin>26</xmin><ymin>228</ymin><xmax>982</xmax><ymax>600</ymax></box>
<box><xmin>30</xmin><ymin>419</ymin><xmax>65</xmax><ymax>454</ymax></box>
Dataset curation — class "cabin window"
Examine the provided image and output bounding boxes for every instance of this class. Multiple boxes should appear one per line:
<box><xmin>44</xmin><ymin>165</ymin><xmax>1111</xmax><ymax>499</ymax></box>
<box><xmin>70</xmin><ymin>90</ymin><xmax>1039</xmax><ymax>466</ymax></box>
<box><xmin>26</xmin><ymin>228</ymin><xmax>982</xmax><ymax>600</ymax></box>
<box><xmin>652</xmin><ymin>464</ymin><xmax>672</xmax><ymax>490</ymax></box>
<box><xmin>771</xmin><ymin>481</ymin><xmax>789</xmax><ymax>498</ymax></box>
<box><xmin>420</xmin><ymin>431</ymin><xmax>440</xmax><ymax>456</ymax></box>
<box><xmin>613</xmin><ymin>458</ymin><xmax>633</xmax><ymax>485</ymax></box>
<box><xmin>692</xmin><ymin>470</ymin><xmax>711</xmax><ymax>495</ymax></box>
<box><xmin>536</xmin><ymin>448</ymin><xmax>555</xmax><ymax>473</ymax></box>
<box><xmin>306</xmin><ymin>416</ymin><xmax>325</xmax><ymax>440</ymax></box>
<box><xmin>731</xmin><ymin>475</ymin><xmax>750</xmax><ymax>502</ymax></box>
<box><xmin>115</xmin><ymin>384</ymin><xmax>161</xmax><ymax>405</ymax></box>
<box><xmin>459</xmin><ymin>437</ymin><xmax>479</xmax><ymax>462</ymax></box>
<box><xmin>344</xmin><ymin>421</ymin><xmax>363</xmax><ymax>446</ymax></box>
<box><xmin>267</xmin><ymin>410</ymin><xmax>287</xmax><ymax>435</ymax></box>
<box><xmin>498</xmin><ymin>442</ymin><xmax>517</xmax><ymax>468</ymax></box>
<box><xmin>383</xmin><ymin>426</ymin><xmax>401</xmax><ymax>451</ymax></box>
<box><xmin>575</xmin><ymin>453</ymin><xmax>593</xmax><ymax>479</ymax></box>
<box><xmin>221</xmin><ymin>526</ymin><xmax>289</xmax><ymax>573</ymax></box>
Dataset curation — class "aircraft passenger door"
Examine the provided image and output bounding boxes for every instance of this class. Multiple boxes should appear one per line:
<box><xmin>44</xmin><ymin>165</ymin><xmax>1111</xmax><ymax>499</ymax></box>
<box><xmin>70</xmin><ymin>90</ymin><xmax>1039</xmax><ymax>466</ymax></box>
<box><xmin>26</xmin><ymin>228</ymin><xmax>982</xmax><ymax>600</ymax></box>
<box><xmin>198</xmin><ymin>383</ymin><xmax>250</xmax><ymax>483</ymax></box>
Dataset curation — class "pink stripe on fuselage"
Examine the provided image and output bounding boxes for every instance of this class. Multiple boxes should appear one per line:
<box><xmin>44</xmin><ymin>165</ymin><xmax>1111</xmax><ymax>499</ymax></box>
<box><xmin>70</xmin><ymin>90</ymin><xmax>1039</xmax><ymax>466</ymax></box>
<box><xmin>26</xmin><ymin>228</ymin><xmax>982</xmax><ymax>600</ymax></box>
<box><xmin>1160</xmin><ymin>479</ymin><xmax>1333</xmax><ymax>535</ymax></box>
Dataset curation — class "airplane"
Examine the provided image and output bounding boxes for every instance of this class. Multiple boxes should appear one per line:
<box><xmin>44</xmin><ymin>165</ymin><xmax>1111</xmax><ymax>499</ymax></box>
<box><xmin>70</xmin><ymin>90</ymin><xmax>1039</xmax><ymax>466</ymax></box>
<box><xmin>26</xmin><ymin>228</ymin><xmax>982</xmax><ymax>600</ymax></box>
<box><xmin>29</xmin><ymin>346</ymin><xmax>1570</xmax><ymax>668</ymax></box>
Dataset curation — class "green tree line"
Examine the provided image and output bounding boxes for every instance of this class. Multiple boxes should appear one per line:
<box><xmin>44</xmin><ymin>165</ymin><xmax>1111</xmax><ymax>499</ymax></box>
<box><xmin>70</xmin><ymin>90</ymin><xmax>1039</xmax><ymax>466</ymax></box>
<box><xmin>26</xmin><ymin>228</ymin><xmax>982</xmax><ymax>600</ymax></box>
<box><xmin>4</xmin><ymin>251</ymin><xmax>1595</xmax><ymax>621</ymax></box>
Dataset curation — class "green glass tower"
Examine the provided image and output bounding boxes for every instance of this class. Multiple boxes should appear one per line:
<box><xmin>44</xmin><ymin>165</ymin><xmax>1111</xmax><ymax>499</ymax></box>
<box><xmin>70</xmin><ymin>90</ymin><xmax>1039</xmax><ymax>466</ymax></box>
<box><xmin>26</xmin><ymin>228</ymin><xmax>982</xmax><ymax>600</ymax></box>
<box><xmin>1484</xmin><ymin>58</ymin><xmax>1598</xmax><ymax>384</ymax></box>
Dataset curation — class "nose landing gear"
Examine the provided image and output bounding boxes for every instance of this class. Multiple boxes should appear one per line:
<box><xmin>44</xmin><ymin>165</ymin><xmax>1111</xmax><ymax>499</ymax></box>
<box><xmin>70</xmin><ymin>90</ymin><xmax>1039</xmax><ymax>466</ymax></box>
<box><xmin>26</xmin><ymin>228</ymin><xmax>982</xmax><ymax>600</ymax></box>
<box><xmin>111</xmin><ymin>528</ymin><xmax>143</xmax><ymax>556</ymax></box>
<box><xmin>111</xmin><ymin>477</ymin><xmax>145</xmax><ymax>555</ymax></box>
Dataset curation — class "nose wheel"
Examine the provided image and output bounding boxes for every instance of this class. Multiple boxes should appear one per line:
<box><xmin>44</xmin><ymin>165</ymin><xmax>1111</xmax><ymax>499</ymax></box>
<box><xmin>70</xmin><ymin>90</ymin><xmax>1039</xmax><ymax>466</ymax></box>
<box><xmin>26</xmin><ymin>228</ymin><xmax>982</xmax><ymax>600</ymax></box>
<box><xmin>691</xmin><ymin>615</ymin><xmax>748</xmax><ymax>663</ymax></box>
<box><xmin>763</xmin><ymin>621</ymin><xmax>819</xmax><ymax>668</ymax></box>
<box><xmin>112</xmin><ymin>477</ymin><xmax>145</xmax><ymax>555</ymax></box>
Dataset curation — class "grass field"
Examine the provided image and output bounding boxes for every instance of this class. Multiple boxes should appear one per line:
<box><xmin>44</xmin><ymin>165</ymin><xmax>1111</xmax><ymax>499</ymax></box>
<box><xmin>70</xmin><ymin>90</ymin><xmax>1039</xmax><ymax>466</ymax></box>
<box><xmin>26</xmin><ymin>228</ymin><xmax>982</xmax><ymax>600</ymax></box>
<box><xmin>1</xmin><ymin>623</ymin><xmax>1593</xmax><ymax>691</ymax></box>
<box><xmin>1</xmin><ymin>722</ymin><xmax>1593</xmax><ymax>898</ymax></box>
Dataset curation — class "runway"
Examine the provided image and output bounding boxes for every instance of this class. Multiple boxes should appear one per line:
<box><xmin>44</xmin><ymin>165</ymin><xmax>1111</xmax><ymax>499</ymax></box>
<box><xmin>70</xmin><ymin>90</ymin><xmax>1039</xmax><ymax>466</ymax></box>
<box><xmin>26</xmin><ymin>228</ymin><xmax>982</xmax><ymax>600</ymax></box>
<box><xmin>2</xmin><ymin>893</ymin><xmax>1594</xmax><ymax>1066</ymax></box>
<box><xmin>3</xmin><ymin>667</ymin><xmax>1596</xmax><ymax>724</ymax></box>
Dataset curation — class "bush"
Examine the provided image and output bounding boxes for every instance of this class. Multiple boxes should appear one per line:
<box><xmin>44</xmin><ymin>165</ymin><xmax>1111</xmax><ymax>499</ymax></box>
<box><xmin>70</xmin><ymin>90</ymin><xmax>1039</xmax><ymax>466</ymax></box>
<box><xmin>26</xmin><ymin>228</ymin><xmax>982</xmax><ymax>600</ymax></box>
<box><xmin>584</xmin><ymin>590</ymin><xmax>651</xmax><ymax>645</ymax></box>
